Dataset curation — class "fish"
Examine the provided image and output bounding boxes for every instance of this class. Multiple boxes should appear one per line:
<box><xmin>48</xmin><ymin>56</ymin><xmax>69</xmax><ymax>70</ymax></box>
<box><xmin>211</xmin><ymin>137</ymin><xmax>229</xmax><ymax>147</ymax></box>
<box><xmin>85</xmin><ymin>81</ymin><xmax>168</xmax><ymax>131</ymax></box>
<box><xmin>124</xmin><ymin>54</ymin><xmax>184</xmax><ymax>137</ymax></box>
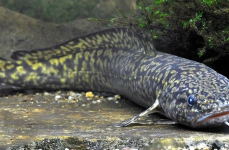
<box><xmin>1</xmin><ymin>27</ymin><xmax>229</xmax><ymax>128</ymax></box>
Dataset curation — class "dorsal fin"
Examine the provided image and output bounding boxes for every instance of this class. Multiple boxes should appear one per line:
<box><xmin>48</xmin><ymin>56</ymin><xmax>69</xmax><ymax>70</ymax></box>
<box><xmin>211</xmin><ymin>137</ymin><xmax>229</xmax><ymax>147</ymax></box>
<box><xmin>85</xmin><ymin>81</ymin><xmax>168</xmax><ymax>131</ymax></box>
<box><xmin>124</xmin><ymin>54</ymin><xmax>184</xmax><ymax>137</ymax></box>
<box><xmin>11</xmin><ymin>28</ymin><xmax>156</xmax><ymax>61</ymax></box>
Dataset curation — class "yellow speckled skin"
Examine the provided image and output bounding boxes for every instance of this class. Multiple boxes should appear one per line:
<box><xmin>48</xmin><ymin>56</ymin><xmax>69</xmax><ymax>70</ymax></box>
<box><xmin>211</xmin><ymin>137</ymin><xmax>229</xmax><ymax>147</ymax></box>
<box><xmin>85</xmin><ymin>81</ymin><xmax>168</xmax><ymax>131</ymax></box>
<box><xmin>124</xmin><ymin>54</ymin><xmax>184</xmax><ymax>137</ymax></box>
<box><xmin>1</xmin><ymin>28</ymin><xmax>229</xmax><ymax>128</ymax></box>
<box><xmin>11</xmin><ymin>28</ymin><xmax>155</xmax><ymax>61</ymax></box>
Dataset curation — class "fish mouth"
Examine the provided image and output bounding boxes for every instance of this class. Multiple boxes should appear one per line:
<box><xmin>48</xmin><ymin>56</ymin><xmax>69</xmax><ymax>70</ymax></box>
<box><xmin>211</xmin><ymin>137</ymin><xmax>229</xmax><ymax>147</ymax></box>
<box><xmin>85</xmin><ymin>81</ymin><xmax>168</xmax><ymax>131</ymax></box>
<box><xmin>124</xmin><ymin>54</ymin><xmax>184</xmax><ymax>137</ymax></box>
<box><xmin>192</xmin><ymin>110</ymin><xmax>229</xmax><ymax>127</ymax></box>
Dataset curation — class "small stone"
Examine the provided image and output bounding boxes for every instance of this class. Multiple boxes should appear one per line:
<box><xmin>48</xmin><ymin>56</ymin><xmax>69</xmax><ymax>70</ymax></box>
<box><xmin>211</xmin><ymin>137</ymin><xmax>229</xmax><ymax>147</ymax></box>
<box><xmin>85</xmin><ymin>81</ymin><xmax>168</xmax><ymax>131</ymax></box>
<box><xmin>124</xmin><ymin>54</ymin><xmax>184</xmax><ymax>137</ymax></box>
<box><xmin>55</xmin><ymin>90</ymin><xmax>62</xmax><ymax>94</ymax></box>
<box><xmin>55</xmin><ymin>95</ymin><xmax>62</xmax><ymax>100</ymax></box>
<box><xmin>36</xmin><ymin>93</ymin><xmax>41</xmax><ymax>95</ymax></box>
<box><xmin>69</xmin><ymin>91</ymin><xmax>78</xmax><ymax>96</ymax></box>
<box><xmin>43</xmin><ymin>92</ymin><xmax>50</xmax><ymax>96</ymax></box>
<box><xmin>68</xmin><ymin>96</ymin><xmax>74</xmax><ymax>100</ymax></box>
<box><xmin>107</xmin><ymin>97</ymin><xmax>114</xmax><ymax>101</ymax></box>
<box><xmin>86</xmin><ymin>91</ymin><xmax>94</xmax><ymax>98</ymax></box>
<box><xmin>115</xmin><ymin>95</ymin><xmax>121</xmax><ymax>99</ymax></box>
<box><xmin>75</xmin><ymin>93</ymin><xmax>82</xmax><ymax>97</ymax></box>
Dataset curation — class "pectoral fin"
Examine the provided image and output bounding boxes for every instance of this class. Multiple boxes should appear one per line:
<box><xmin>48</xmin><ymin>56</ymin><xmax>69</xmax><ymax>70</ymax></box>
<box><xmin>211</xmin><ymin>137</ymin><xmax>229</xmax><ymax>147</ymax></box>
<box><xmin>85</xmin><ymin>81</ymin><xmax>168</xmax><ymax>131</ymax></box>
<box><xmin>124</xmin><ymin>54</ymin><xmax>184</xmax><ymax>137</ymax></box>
<box><xmin>113</xmin><ymin>99</ymin><xmax>162</xmax><ymax>127</ymax></box>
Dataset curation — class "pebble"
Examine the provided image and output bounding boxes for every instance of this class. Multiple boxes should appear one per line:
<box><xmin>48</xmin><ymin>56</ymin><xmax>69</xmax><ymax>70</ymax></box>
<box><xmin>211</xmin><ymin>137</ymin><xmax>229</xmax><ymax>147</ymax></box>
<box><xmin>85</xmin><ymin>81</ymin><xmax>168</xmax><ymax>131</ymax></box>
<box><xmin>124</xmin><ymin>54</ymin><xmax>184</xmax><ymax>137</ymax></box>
<box><xmin>55</xmin><ymin>95</ymin><xmax>62</xmax><ymax>100</ymax></box>
<box><xmin>43</xmin><ymin>92</ymin><xmax>50</xmax><ymax>96</ymax></box>
<box><xmin>107</xmin><ymin>97</ymin><xmax>114</xmax><ymax>101</ymax></box>
<box><xmin>188</xmin><ymin>142</ymin><xmax>210</xmax><ymax>150</ymax></box>
<box><xmin>86</xmin><ymin>91</ymin><xmax>94</xmax><ymax>98</ymax></box>
<box><xmin>68</xmin><ymin>96</ymin><xmax>74</xmax><ymax>100</ymax></box>
<box><xmin>92</xmin><ymin>101</ymin><xmax>97</xmax><ymax>104</ymax></box>
<box><xmin>75</xmin><ymin>93</ymin><xmax>82</xmax><ymax>97</ymax></box>
<box><xmin>115</xmin><ymin>95</ymin><xmax>121</xmax><ymax>99</ymax></box>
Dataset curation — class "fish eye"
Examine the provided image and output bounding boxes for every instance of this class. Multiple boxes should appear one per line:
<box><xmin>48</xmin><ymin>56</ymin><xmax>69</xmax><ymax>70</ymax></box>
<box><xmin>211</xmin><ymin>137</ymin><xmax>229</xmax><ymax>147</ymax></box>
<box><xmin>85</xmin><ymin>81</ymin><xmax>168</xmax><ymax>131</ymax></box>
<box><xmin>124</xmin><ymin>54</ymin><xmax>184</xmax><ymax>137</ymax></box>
<box><xmin>188</xmin><ymin>95</ymin><xmax>195</xmax><ymax>106</ymax></box>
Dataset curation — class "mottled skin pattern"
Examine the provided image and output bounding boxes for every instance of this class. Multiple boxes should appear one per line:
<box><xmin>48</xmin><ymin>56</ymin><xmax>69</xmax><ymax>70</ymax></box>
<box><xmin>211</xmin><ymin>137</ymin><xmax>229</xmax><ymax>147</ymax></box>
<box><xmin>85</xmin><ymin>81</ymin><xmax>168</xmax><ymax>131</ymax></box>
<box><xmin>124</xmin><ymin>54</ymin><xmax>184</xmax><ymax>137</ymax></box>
<box><xmin>11</xmin><ymin>28</ymin><xmax>155</xmax><ymax>61</ymax></box>
<box><xmin>1</xmin><ymin>28</ymin><xmax>229</xmax><ymax>128</ymax></box>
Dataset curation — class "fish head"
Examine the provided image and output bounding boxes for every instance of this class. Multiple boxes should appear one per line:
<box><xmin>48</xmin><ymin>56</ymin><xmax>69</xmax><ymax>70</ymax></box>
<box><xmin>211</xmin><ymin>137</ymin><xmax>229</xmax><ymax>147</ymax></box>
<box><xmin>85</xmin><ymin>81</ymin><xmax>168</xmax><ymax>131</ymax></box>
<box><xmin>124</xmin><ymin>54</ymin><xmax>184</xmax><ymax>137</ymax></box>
<box><xmin>159</xmin><ymin>70</ymin><xmax>229</xmax><ymax>128</ymax></box>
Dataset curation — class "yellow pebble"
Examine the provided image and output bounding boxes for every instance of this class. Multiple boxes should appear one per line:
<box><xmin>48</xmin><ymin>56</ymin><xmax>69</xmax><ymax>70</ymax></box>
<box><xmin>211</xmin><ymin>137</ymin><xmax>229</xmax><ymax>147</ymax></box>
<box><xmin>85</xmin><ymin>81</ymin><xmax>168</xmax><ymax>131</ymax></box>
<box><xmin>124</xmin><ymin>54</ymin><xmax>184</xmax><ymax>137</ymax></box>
<box><xmin>115</xmin><ymin>95</ymin><xmax>121</xmax><ymax>99</ymax></box>
<box><xmin>86</xmin><ymin>91</ymin><xmax>94</xmax><ymax>98</ymax></box>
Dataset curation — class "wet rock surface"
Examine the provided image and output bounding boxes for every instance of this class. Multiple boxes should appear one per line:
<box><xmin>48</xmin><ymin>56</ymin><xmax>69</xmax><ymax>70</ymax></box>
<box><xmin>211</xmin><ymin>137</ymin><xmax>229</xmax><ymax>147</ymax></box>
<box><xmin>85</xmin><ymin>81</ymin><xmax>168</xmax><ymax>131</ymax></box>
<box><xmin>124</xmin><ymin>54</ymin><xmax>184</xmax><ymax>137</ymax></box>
<box><xmin>1</xmin><ymin>91</ymin><xmax>229</xmax><ymax>150</ymax></box>
<box><xmin>1</xmin><ymin>6</ymin><xmax>229</xmax><ymax>150</ymax></box>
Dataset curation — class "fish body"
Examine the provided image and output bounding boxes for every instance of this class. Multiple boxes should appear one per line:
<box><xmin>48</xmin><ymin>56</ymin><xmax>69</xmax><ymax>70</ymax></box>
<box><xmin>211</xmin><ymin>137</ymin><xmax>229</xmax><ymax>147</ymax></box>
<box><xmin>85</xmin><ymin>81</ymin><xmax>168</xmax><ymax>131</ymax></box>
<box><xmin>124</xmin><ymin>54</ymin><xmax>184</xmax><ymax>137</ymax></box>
<box><xmin>1</xmin><ymin>28</ymin><xmax>229</xmax><ymax>128</ymax></box>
